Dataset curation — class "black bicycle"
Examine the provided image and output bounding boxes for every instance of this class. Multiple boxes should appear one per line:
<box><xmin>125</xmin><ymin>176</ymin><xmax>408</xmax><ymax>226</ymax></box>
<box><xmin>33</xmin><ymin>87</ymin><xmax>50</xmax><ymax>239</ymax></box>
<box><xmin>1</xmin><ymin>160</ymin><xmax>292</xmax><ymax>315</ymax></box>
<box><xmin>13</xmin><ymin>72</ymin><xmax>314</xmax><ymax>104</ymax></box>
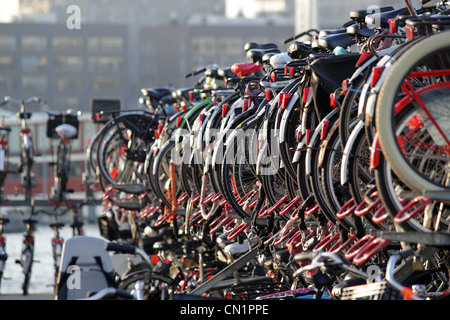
<box><xmin>15</xmin><ymin>196</ymin><xmax>39</xmax><ymax>295</ymax></box>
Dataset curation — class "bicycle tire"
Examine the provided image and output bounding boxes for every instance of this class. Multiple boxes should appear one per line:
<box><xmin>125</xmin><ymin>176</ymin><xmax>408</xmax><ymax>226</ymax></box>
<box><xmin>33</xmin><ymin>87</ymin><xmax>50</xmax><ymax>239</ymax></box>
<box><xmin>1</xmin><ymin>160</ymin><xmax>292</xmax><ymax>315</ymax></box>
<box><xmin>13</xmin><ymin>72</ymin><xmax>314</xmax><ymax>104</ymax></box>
<box><xmin>375</xmin><ymin>30</ymin><xmax>450</xmax><ymax>198</ymax></box>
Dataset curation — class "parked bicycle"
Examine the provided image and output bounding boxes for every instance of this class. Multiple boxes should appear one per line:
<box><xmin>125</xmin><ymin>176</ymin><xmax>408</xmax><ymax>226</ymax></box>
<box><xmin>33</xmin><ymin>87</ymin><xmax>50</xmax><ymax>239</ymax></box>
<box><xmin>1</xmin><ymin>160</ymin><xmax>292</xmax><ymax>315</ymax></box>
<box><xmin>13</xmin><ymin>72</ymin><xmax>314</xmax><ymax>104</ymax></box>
<box><xmin>15</xmin><ymin>196</ymin><xmax>39</xmax><ymax>295</ymax></box>
<box><xmin>80</xmin><ymin>0</ymin><xmax>450</xmax><ymax>301</ymax></box>
<box><xmin>2</xmin><ymin>96</ymin><xmax>46</xmax><ymax>196</ymax></box>
<box><xmin>47</xmin><ymin>110</ymin><xmax>80</xmax><ymax>204</ymax></box>
<box><xmin>0</xmin><ymin>215</ymin><xmax>9</xmax><ymax>293</ymax></box>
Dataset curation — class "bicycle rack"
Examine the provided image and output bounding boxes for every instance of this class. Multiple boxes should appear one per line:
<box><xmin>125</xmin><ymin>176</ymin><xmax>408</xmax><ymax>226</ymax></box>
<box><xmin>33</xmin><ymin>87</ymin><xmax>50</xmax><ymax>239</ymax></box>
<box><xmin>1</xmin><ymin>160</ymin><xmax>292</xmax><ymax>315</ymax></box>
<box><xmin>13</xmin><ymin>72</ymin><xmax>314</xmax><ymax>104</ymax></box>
<box><xmin>187</xmin><ymin>246</ymin><xmax>259</xmax><ymax>297</ymax></box>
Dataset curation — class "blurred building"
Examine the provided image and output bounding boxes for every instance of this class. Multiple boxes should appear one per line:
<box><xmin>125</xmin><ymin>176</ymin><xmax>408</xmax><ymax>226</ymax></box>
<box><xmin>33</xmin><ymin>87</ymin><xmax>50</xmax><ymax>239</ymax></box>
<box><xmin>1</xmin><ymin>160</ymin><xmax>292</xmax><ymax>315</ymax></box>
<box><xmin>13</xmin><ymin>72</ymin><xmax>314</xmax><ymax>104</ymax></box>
<box><xmin>139</xmin><ymin>13</ymin><xmax>294</xmax><ymax>89</ymax></box>
<box><xmin>0</xmin><ymin>0</ymin><xmax>295</xmax><ymax>200</ymax></box>
<box><xmin>0</xmin><ymin>22</ymin><xmax>128</xmax><ymax>112</ymax></box>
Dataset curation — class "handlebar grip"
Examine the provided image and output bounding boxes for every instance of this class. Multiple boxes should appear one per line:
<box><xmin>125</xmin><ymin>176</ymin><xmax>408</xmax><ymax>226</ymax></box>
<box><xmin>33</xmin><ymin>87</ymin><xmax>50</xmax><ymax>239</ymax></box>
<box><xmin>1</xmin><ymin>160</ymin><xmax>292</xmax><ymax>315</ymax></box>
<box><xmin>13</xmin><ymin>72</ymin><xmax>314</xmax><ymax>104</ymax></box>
<box><xmin>105</xmin><ymin>242</ymin><xmax>136</xmax><ymax>254</ymax></box>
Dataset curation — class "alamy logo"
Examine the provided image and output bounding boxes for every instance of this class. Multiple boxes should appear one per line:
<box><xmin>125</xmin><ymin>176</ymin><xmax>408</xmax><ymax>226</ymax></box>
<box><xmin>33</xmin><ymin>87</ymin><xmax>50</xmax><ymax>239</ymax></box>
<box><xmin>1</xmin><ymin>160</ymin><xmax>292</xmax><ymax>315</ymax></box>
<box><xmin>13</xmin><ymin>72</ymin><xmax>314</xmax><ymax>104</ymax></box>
<box><xmin>66</xmin><ymin>265</ymin><xmax>81</xmax><ymax>289</ymax></box>
<box><xmin>366</xmin><ymin>5</ymin><xmax>381</xmax><ymax>29</ymax></box>
<box><xmin>367</xmin><ymin>265</ymin><xmax>382</xmax><ymax>283</ymax></box>
<box><xmin>66</xmin><ymin>5</ymin><xmax>81</xmax><ymax>30</ymax></box>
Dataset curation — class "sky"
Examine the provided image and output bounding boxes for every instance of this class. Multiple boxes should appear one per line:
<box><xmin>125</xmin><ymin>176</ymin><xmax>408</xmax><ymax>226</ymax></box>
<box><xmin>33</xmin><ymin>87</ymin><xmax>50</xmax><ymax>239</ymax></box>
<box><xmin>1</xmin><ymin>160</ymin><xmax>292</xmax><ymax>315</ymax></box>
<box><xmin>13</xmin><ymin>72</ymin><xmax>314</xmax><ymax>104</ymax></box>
<box><xmin>0</xmin><ymin>0</ymin><xmax>19</xmax><ymax>22</ymax></box>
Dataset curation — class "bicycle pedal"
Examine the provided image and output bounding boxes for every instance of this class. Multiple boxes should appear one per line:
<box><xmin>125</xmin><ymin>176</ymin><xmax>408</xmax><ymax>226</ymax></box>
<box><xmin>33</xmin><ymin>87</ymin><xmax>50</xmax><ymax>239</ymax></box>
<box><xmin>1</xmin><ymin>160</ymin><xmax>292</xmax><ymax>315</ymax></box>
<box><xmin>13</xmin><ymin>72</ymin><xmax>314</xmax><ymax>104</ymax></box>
<box><xmin>33</xmin><ymin>260</ymin><xmax>40</xmax><ymax>263</ymax></box>
<box><xmin>15</xmin><ymin>259</ymin><xmax>22</xmax><ymax>265</ymax></box>
<box><xmin>48</xmin><ymin>162</ymin><xmax>56</xmax><ymax>166</ymax></box>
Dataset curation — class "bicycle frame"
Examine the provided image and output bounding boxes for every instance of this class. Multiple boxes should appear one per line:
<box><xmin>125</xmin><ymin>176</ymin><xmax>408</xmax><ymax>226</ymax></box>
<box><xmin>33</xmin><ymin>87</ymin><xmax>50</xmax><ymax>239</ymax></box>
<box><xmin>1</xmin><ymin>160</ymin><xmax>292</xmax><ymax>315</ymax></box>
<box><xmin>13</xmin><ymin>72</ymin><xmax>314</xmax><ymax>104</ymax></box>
<box><xmin>0</xmin><ymin>124</ymin><xmax>10</xmax><ymax>202</ymax></box>
<box><xmin>0</xmin><ymin>216</ymin><xmax>9</xmax><ymax>291</ymax></box>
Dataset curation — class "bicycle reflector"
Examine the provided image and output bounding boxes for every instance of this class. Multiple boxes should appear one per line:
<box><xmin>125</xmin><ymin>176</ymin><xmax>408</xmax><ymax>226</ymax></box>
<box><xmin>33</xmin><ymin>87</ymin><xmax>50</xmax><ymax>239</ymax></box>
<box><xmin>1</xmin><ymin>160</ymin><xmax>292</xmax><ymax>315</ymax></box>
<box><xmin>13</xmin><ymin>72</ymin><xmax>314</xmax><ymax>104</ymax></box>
<box><xmin>265</xmin><ymin>89</ymin><xmax>272</xmax><ymax>100</ymax></box>
<box><xmin>222</xmin><ymin>104</ymin><xmax>229</xmax><ymax>118</ymax></box>
<box><xmin>371</xmin><ymin>67</ymin><xmax>384</xmax><ymax>87</ymax></box>
<box><xmin>388</xmin><ymin>19</ymin><xmax>397</xmax><ymax>34</ymax></box>
<box><xmin>176</xmin><ymin>117</ymin><xmax>183</xmax><ymax>128</ymax></box>
<box><xmin>329</xmin><ymin>93</ymin><xmax>337</xmax><ymax>107</ymax></box>
<box><xmin>356</xmin><ymin>51</ymin><xmax>371</xmax><ymax>68</ymax></box>
<box><xmin>52</xmin><ymin>238</ymin><xmax>63</xmax><ymax>244</ymax></box>
<box><xmin>279</xmin><ymin>93</ymin><xmax>292</xmax><ymax>110</ymax></box>
<box><xmin>406</xmin><ymin>25</ymin><xmax>415</xmax><ymax>40</ymax></box>
<box><xmin>341</xmin><ymin>79</ymin><xmax>349</xmax><ymax>95</ymax></box>
<box><xmin>303</xmin><ymin>87</ymin><xmax>310</xmax><ymax>103</ymax></box>
<box><xmin>321</xmin><ymin>120</ymin><xmax>330</xmax><ymax>140</ymax></box>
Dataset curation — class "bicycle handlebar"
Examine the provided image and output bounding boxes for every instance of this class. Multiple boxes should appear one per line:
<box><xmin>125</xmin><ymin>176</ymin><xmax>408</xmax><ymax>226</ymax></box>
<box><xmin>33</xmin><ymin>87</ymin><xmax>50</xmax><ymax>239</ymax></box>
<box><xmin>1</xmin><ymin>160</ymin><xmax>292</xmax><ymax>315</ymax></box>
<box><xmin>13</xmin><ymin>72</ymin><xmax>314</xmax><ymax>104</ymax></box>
<box><xmin>4</xmin><ymin>96</ymin><xmax>46</xmax><ymax>105</ymax></box>
<box><xmin>185</xmin><ymin>64</ymin><xmax>220</xmax><ymax>78</ymax></box>
<box><xmin>284</xmin><ymin>29</ymin><xmax>320</xmax><ymax>44</ymax></box>
<box><xmin>385</xmin><ymin>250</ymin><xmax>424</xmax><ymax>300</ymax></box>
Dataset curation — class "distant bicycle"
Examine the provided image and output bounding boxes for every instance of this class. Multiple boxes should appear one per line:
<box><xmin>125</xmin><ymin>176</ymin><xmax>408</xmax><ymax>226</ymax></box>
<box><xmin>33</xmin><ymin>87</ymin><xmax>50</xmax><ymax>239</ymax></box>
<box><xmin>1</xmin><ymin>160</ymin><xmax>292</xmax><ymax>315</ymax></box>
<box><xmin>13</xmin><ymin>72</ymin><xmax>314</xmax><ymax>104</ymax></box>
<box><xmin>0</xmin><ymin>215</ymin><xmax>9</xmax><ymax>293</ymax></box>
<box><xmin>15</xmin><ymin>196</ymin><xmax>39</xmax><ymax>295</ymax></box>
<box><xmin>47</xmin><ymin>110</ymin><xmax>80</xmax><ymax>204</ymax></box>
<box><xmin>2</xmin><ymin>96</ymin><xmax>46</xmax><ymax>195</ymax></box>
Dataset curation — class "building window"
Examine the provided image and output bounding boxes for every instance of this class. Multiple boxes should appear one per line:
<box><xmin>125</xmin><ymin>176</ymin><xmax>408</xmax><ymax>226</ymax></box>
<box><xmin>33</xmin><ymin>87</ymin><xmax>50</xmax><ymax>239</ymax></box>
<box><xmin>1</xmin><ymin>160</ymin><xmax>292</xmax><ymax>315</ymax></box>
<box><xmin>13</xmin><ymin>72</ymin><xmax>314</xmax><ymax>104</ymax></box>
<box><xmin>88</xmin><ymin>37</ymin><xmax>123</xmax><ymax>54</ymax></box>
<box><xmin>22</xmin><ymin>75</ymin><xmax>47</xmax><ymax>93</ymax></box>
<box><xmin>21</xmin><ymin>56</ymin><xmax>48</xmax><ymax>72</ymax></box>
<box><xmin>55</xmin><ymin>77</ymin><xmax>83</xmax><ymax>92</ymax></box>
<box><xmin>0</xmin><ymin>36</ymin><xmax>16</xmax><ymax>52</ymax></box>
<box><xmin>52</xmin><ymin>36</ymin><xmax>83</xmax><ymax>51</ymax></box>
<box><xmin>219</xmin><ymin>38</ymin><xmax>242</xmax><ymax>55</ymax></box>
<box><xmin>53</xmin><ymin>96</ymin><xmax>80</xmax><ymax>109</ymax></box>
<box><xmin>54</xmin><ymin>56</ymin><xmax>83</xmax><ymax>73</ymax></box>
<box><xmin>21</xmin><ymin>36</ymin><xmax>47</xmax><ymax>52</ymax></box>
<box><xmin>91</xmin><ymin>77</ymin><xmax>122</xmax><ymax>93</ymax></box>
<box><xmin>0</xmin><ymin>56</ymin><xmax>15</xmax><ymax>71</ymax></box>
<box><xmin>192</xmin><ymin>37</ymin><xmax>215</xmax><ymax>55</ymax></box>
<box><xmin>89</xmin><ymin>56</ymin><xmax>123</xmax><ymax>73</ymax></box>
<box><xmin>0</xmin><ymin>76</ymin><xmax>16</xmax><ymax>91</ymax></box>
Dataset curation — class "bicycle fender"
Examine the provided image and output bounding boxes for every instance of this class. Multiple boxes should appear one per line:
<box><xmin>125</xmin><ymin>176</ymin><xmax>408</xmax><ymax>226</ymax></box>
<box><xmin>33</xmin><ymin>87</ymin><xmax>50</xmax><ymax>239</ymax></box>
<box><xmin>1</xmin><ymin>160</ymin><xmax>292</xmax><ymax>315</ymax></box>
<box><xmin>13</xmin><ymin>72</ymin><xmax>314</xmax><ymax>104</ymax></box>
<box><xmin>279</xmin><ymin>93</ymin><xmax>299</xmax><ymax>144</ymax></box>
<box><xmin>340</xmin><ymin>120</ymin><xmax>364</xmax><ymax>185</ymax></box>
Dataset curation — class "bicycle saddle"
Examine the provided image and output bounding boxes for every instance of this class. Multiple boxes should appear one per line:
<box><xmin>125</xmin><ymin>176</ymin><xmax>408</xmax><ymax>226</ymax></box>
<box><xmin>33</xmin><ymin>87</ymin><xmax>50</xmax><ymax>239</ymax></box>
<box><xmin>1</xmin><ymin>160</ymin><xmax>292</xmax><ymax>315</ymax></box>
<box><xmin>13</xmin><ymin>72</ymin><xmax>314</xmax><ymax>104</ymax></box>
<box><xmin>141</xmin><ymin>88</ymin><xmax>173</xmax><ymax>100</ymax></box>
<box><xmin>319</xmin><ymin>27</ymin><xmax>350</xmax><ymax>38</ymax></box>
<box><xmin>318</xmin><ymin>32</ymin><xmax>356</xmax><ymax>50</ymax></box>
<box><xmin>247</xmin><ymin>48</ymin><xmax>281</xmax><ymax>63</ymax></box>
<box><xmin>347</xmin><ymin>24</ymin><xmax>375</xmax><ymax>38</ymax></box>
<box><xmin>349</xmin><ymin>6</ymin><xmax>395</xmax><ymax>21</ymax></box>
<box><xmin>365</xmin><ymin>7</ymin><xmax>410</xmax><ymax>28</ymax></box>
<box><xmin>231</xmin><ymin>62</ymin><xmax>263</xmax><ymax>77</ymax></box>
<box><xmin>244</xmin><ymin>42</ymin><xmax>278</xmax><ymax>51</ymax></box>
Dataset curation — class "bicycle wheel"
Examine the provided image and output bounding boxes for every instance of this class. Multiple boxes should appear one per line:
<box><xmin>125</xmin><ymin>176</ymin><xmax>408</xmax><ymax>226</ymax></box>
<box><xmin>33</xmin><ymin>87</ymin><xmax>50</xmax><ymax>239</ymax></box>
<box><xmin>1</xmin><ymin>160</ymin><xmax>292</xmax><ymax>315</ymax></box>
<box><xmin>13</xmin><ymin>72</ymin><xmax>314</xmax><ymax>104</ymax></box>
<box><xmin>21</xmin><ymin>243</ymin><xmax>34</xmax><ymax>295</ymax></box>
<box><xmin>97</xmin><ymin>114</ymin><xmax>156</xmax><ymax>187</ymax></box>
<box><xmin>319</xmin><ymin>118</ymin><xmax>355</xmax><ymax>231</ymax></box>
<box><xmin>375</xmin><ymin>103</ymin><xmax>450</xmax><ymax>232</ymax></box>
<box><xmin>118</xmin><ymin>270</ymin><xmax>177</xmax><ymax>300</ymax></box>
<box><xmin>339</xmin><ymin>74</ymin><xmax>366</xmax><ymax>149</ymax></box>
<box><xmin>375</xmin><ymin>30</ymin><xmax>450</xmax><ymax>198</ymax></box>
<box><xmin>151</xmin><ymin>140</ymin><xmax>181</xmax><ymax>209</ymax></box>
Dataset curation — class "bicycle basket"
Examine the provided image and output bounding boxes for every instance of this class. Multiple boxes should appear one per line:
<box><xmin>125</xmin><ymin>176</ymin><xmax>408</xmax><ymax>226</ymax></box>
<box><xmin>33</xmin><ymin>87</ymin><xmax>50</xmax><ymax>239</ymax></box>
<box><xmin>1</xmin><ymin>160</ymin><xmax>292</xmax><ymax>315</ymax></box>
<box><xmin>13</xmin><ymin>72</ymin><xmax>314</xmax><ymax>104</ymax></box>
<box><xmin>340</xmin><ymin>280</ymin><xmax>401</xmax><ymax>300</ymax></box>
<box><xmin>91</xmin><ymin>99</ymin><xmax>121</xmax><ymax>124</ymax></box>
<box><xmin>97</xmin><ymin>214</ymin><xmax>120</xmax><ymax>241</ymax></box>
<box><xmin>47</xmin><ymin>112</ymin><xmax>79</xmax><ymax>139</ymax></box>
